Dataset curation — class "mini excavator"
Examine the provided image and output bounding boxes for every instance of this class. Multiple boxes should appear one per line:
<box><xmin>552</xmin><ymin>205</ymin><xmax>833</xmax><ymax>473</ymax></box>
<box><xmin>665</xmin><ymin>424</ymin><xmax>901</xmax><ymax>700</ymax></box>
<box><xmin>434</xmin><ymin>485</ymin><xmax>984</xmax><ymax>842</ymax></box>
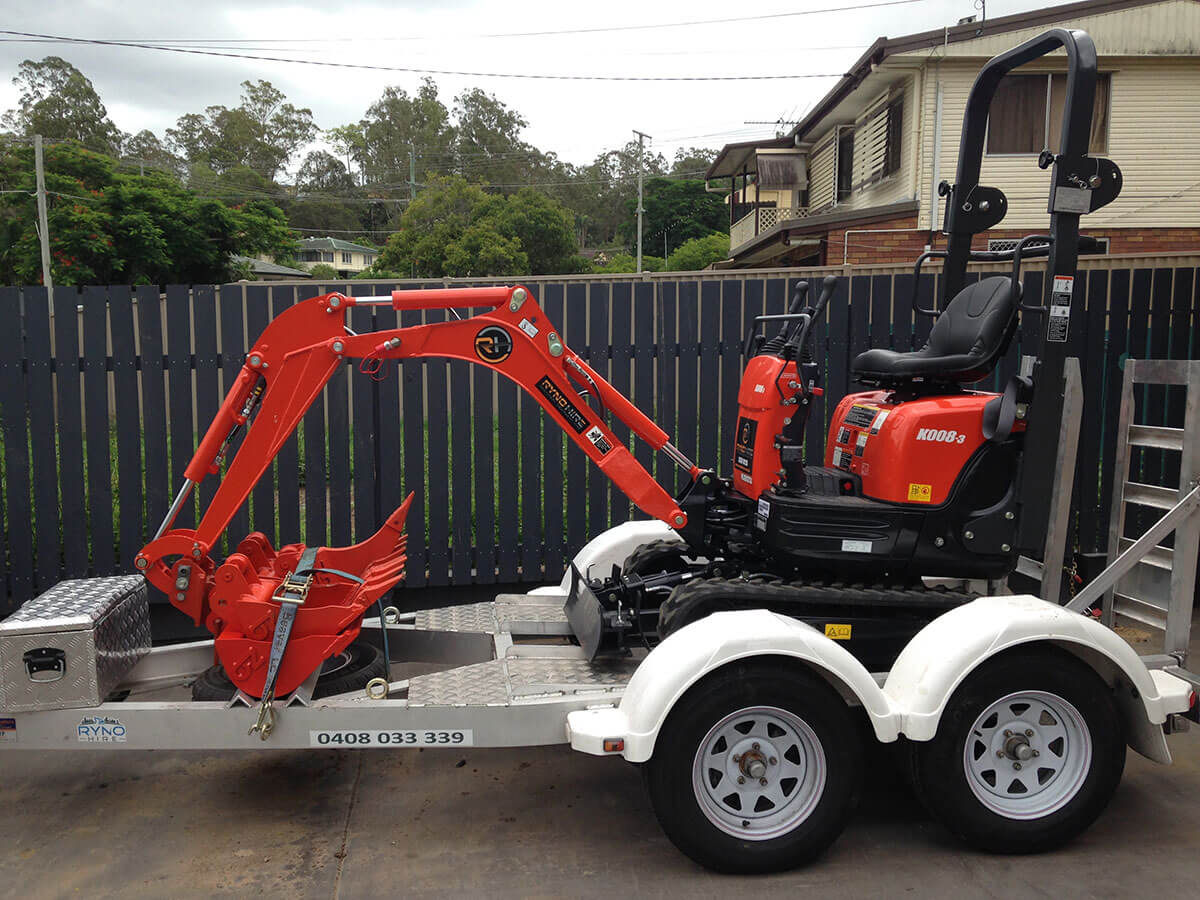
<box><xmin>136</xmin><ymin>26</ymin><xmax>1121</xmax><ymax>697</ymax></box>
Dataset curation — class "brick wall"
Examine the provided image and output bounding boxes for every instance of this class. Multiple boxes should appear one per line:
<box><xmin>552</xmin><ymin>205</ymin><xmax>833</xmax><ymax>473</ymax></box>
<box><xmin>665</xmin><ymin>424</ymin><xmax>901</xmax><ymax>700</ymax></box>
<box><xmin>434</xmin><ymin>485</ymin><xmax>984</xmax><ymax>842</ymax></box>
<box><xmin>804</xmin><ymin>219</ymin><xmax>1200</xmax><ymax>266</ymax></box>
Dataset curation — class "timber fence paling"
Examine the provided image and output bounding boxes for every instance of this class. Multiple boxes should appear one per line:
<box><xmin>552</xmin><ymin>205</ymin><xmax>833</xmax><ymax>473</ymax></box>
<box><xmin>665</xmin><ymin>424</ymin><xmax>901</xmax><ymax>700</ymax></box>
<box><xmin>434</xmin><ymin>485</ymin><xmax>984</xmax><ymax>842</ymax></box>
<box><xmin>0</xmin><ymin>255</ymin><xmax>1197</xmax><ymax>616</ymax></box>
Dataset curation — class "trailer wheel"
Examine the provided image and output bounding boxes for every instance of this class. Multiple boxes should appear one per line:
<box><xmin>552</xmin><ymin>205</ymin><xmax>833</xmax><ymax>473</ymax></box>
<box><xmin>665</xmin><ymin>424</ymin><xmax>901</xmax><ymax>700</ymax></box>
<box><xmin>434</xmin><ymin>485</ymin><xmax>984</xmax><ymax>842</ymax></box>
<box><xmin>191</xmin><ymin>640</ymin><xmax>386</xmax><ymax>701</ymax></box>
<box><xmin>642</xmin><ymin>661</ymin><xmax>861</xmax><ymax>873</ymax></box>
<box><xmin>909</xmin><ymin>648</ymin><xmax>1125</xmax><ymax>853</ymax></box>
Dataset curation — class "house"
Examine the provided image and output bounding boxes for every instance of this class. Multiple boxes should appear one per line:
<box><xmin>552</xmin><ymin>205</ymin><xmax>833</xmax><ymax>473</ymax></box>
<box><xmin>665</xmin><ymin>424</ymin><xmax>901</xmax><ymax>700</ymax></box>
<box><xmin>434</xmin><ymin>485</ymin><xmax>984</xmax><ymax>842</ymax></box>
<box><xmin>707</xmin><ymin>0</ymin><xmax>1200</xmax><ymax>267</ymax></box>
<box><xmin>296</xmin><ymin>237</ymin><xmax>379</xmax><ymax>277</ymax></box>
<box><xmin>232</xmin><ymin>255</ymin><xmax>312</xmax><ymax>282</ymax></box>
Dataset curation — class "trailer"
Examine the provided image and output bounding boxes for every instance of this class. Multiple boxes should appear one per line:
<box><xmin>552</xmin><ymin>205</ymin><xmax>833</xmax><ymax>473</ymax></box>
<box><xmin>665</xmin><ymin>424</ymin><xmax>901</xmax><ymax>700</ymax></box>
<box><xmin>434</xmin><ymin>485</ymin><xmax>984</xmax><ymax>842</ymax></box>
<box><xmin>2</xmin><ymin>26</ymin><xmax>1198</xmax><ymax>875</ymax></box>
<box><xmin>2</xmin><ymin>518</ymin><xmax>1197</xmax><ymax>873</ymax></box>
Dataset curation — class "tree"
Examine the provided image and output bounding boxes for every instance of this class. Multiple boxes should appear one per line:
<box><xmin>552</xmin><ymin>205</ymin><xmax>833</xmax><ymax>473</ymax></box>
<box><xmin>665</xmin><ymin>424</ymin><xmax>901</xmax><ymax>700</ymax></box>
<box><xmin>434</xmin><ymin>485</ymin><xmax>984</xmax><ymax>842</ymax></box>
<box><xmin>370</xmin><ymin>174</ymin><xmax>581</xmax><ymax>278</ymax></box>
<box><xmin>620</xmin><ymin>177</ymin><xmax>727</xmax><ymax>254</ymax></box>
<box><xmin>671</xmin><ymin>146</ymin><xmax>718</xmax><ymax>177</ymax></box>
<box><xmin>475</xmin><ymin>187</ymin><xmax>579</xmax><ymax>275</ymax></box>
<box><xmin>3</xmin><ymin>57</ymin><xmax>122</xmax><ymax>154</ymax></box>
<box><xmin>166</xmin><ymin>81</ymin><xmax>317</xmax><ymax>180</ymax></box>
<box><xmin>307</xmin><ymin>262</ymin><xmax>339</xmax><ymax>280</ymax></box>
<box><xmin>297</xmin><ymin>150</ymin><xmax>357</xmax><ymax>196</ymax></box>
<box><xmin>355</xmin><ymin>78</ymin><xmax>454</xmax><ymax>187</ymax></box>
<box><xmin>666</xmin><ymin>233</ymin><xmax>730</xmax><ymax>271</ymax></box>
<box><xmin>0</xmin><ymin>141</ymin><xmax>295</xmax><ymax>285</ymax></box>
<box><xmin>122</xmin><ymin>130</ymin><xmax>183</xmax><ymax>176</ymax></box>
<box><xmin>452</xmin><ymin>87</ymin><xmax>546</xmax><ymax>190</ymax></box>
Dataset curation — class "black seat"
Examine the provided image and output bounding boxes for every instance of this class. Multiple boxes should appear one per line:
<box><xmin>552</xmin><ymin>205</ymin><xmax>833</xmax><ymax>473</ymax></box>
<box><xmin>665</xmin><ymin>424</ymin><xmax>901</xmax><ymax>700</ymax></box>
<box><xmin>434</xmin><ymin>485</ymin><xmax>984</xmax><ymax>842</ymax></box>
<box><xmin>852</xmin><ymin>276</ymin><xmax>1020</xmax><ymax>385</ymax></box>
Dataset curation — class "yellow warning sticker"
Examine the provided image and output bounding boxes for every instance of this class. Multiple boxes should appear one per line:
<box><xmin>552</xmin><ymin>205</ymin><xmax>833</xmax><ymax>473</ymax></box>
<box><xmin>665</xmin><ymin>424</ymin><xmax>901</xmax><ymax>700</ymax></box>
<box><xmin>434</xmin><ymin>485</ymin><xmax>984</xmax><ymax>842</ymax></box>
<box><xmin>907</xmin><ymin>483</ymin><xmax>933</xmax><ymax>503</ymax></box>
<box><xmin>824</xmin><ymin>624</ymin><xmax>852</xmax><ymax>640</ymax></box>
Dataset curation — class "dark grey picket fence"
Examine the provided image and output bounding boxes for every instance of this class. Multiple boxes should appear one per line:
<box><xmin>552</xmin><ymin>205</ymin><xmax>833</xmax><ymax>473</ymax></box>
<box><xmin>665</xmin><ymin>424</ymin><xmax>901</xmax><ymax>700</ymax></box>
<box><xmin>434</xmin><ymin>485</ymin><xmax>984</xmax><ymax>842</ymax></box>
<box><xmin>0</xmin><ymin>255</ymin><xmax>1196</xmax><ymax>617</ymax></box>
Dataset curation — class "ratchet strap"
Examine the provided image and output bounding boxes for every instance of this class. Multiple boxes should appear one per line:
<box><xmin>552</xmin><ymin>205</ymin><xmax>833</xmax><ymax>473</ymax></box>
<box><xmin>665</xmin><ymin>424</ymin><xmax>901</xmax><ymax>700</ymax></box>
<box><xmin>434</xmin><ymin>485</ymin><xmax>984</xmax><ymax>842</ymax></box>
<box><xmin>249</xmin><ymin>546</ymin><xmax>319</xmax><ymax>740</ymax></box>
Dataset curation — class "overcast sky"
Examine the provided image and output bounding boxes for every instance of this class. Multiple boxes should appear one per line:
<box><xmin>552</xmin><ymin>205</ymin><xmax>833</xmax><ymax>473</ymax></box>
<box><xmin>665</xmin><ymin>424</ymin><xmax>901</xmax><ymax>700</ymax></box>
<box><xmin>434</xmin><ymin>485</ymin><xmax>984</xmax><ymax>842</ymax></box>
<box><xmin>0</xmin><ymin>0</ymin><xmax>1083</xmax><ymax>174</ymax></box>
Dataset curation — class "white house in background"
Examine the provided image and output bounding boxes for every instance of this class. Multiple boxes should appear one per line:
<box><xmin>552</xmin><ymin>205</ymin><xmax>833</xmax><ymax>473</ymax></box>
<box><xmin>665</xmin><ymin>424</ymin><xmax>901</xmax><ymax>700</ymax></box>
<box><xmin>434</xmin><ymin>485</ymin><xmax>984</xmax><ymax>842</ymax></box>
<box><xmin>706</xmin><ymin>0</ymin><xmax>1200</xmax><ymax>267</ymax></box>
<box><xmin>296</xmin><ymin>237</ymin><xmax>379</xmax><ymax>277</ymax></box>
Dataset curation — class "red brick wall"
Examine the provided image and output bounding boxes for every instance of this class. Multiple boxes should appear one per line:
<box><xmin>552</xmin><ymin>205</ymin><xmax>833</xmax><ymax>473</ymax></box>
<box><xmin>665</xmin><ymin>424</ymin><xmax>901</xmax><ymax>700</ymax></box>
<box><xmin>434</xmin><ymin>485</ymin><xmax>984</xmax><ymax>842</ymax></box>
<box><xmin>805</xmin><ymin>220</ymin><xmax>1200</xmax><ymax>266</ymax></box>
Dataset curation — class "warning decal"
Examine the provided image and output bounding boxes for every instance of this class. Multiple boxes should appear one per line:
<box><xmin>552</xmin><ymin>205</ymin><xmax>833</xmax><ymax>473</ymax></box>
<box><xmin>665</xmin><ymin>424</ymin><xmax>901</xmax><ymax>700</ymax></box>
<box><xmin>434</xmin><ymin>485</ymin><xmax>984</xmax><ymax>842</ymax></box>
<box><xmin>1047</xmin><ymin>274</ymin><xmax>1074</xmax><ymax>343</ymax></box>
<box><xmin>824</xmin><ymin>624</ymin><xmax>852</xmax><ymax>640</ymax></box>
<box><xmin>907</xmin><ymin>483</ymin><xmax>933</xmax><ymax>503</ymax></box>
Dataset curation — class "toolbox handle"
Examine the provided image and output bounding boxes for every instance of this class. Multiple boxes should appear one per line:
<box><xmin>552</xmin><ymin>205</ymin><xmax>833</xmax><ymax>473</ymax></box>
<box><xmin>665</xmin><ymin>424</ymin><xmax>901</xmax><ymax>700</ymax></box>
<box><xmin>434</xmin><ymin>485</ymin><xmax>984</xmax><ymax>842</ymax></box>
<box><xmin>23</xmin><ymin>647</ymin><xmax>66</xmax><ymax>683</ymax></box>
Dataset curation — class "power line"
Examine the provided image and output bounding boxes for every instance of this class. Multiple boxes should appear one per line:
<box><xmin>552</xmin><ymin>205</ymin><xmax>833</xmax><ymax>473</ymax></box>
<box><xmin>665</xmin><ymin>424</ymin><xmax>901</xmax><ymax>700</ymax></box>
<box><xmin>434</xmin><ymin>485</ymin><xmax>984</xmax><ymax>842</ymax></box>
<box><xmin>0</xmin><ymin>30</ymin><xmax>847</xmax><ymax>81</ymax></box>
<box><xmin>0</xmin><ymin>2</ymin><xmax>918</xmax><ymax>44</ymax></box>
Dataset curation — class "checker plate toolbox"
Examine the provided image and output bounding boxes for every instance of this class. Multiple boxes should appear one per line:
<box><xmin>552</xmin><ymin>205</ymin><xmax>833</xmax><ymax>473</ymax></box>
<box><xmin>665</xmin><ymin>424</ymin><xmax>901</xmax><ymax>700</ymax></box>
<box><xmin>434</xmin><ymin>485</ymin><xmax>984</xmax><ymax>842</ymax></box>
<box><xmin>0</xmin><ymin>576</ymin><xmax>150</xmax><ymax>712</ymax></box>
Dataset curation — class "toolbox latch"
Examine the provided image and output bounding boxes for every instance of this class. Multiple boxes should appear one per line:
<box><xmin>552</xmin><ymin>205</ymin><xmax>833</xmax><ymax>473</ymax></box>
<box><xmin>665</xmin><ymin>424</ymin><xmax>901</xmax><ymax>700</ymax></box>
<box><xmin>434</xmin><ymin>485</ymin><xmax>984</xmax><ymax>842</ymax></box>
<box><xmin>24</xmin><ymin>647</ymin><xmax>66</xmax><ymax>683</ymax></box>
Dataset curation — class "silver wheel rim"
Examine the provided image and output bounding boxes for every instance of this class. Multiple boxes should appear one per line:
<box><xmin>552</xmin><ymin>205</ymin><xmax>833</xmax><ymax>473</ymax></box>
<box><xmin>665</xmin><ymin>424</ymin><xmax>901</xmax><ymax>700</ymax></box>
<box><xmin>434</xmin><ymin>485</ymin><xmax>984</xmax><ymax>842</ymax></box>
<box><xmin>963</xmin><ymin>690</ymin><xmax>1092</xmax><ymax>820</ymax></box>
<box><xmin>691</xmin><ymin>705</ymin><xmax>826</xmax><ymax>841</ymax></box>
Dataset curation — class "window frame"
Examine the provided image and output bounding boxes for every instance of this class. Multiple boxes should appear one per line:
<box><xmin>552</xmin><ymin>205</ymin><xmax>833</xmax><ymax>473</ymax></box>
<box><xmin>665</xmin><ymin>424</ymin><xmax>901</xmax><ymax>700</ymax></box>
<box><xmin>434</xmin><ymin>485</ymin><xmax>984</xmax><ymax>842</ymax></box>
<box><xmin>985</xmin><ymin>71</ymin><xmax>1111</xmax><ymax>157</ymax></box>
<box><xmin>836</xmin><ymin>128</ymin><xmax>855</xmax><ymax>203</ymax></box>
<box><xmin>882</xmin><ymin>96</ymin><xmax>904</xmax><ymax>178</ymax></box>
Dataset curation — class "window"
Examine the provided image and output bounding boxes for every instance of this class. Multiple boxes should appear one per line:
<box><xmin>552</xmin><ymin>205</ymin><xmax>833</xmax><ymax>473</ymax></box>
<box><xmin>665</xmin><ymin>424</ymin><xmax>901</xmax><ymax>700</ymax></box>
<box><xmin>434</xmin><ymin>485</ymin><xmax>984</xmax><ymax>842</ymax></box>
<box><xmin>323</xmin><ymin>252</ymin><xmax>334</xmax><ymax>262</ymax></box>
<box><xmin>836</xmin><ymin>129</ymin><xmax>854</xmax><ymax>202</ymax></box>
<box><xmin>987</xmin><ymin>73</ymin><xmax>1110</xmax><ymax>155</ymax></box>
<box><xmin>342</xmin><ymin>252</ymin><xmax>353</xmax><ymax>264</ymax></box>
<box><xmin>883</xmin><ymin>97</ymin><xmax>903</xmax><ymax>176</ymax></box>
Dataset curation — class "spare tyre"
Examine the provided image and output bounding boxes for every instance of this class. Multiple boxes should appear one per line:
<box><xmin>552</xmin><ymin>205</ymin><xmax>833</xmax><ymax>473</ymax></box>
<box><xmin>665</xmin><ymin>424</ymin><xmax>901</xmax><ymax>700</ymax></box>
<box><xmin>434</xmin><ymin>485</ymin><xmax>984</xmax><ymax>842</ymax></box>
<box><xmin>191</xmin><ymin>640</ymin><xmax>387</xmax><ymax>702</ymax></box>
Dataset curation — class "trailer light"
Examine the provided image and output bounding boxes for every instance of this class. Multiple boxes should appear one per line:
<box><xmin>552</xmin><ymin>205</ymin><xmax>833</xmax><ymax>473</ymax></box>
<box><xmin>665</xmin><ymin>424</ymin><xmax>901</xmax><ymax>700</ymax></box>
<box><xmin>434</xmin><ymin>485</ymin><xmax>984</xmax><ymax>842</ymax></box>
<box><xmin>603</xmin><ymin>738</ymin><xmax>625</xmax><ymax>753</ymax></box>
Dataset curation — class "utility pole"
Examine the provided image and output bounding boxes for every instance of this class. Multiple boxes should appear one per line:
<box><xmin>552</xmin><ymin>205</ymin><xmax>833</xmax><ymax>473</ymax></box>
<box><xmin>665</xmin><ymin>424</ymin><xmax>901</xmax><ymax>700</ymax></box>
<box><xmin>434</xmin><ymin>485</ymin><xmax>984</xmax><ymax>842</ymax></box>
<box><xmin>408</xmin><ymin>147</ymin><xmax>416</xmax><ymax>203</ymax></box>
<box><xmin>633</xmin><ymin>129</ymin><xmax>650</xmax><ymax>273</ymax></box>
<box><xmin>33</xmin><ymin>135</ymin><xmax>53</xmax><ymax>290</ymax></box>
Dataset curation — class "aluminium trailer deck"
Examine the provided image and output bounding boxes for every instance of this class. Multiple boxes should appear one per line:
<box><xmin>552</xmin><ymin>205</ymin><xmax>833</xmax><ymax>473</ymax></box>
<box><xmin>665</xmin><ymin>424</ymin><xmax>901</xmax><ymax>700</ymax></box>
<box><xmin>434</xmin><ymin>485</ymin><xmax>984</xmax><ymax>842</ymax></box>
<box><xmin>0</xmin><ymin>594</ymin><xmax>641</xmax><ymax>751</ymax></box>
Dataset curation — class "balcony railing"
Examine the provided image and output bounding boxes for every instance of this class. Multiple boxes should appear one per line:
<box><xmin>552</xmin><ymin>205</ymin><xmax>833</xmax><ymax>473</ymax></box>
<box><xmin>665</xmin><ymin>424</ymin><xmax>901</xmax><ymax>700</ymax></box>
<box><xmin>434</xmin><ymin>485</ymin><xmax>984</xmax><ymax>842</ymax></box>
<box><xmin>730</xmin><ymin>206</ymin><xmax>808</xmax><ymax>251</ymax></box>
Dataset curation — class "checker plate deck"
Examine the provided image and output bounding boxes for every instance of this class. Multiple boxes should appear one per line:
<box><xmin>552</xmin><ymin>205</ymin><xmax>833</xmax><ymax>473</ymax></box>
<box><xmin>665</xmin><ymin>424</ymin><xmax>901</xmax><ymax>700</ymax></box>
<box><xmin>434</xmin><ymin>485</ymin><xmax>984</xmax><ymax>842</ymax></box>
<box><xmin>407</xmin><ymin>657</ymin><xmax>638</xmax><ymax>707</ymax></box>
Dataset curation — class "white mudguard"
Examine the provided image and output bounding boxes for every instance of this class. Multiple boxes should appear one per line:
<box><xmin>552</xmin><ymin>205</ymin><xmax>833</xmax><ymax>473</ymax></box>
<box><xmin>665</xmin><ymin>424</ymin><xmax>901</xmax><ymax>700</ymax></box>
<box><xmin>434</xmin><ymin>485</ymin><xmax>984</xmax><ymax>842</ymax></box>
<box><xmin>568</xmin><ymin>596</ymin><xmax>1192</xmax><ymax>765</ymax></box>
<box><xmin>885</xmin><ymin>595</ymin><xmax>1192</xmax><ymax>763</ymax></box>
<box><xmin>528</xmin><ymin>520</ymin><xmax>682</xmax><ymax>597</ymax></box>
<box><xmin>568</xmin><ymin>609</ymin><xmax>898</xmax><ymax>762</ymax></box>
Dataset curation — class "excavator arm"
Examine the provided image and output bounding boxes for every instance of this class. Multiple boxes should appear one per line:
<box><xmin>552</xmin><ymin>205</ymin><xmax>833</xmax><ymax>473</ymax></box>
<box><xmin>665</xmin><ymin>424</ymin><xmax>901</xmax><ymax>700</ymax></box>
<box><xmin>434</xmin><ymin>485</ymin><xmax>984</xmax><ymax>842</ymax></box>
<box><xmin>135</xmin><ymin>284</ymin><xmax>698</xmax><ymax>699</ymax></box>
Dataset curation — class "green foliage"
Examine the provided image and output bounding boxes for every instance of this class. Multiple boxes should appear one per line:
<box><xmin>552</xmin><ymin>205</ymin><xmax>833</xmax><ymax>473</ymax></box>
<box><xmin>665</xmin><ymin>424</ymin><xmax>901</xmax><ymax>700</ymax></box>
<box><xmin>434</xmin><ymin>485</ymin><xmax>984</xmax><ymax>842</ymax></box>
<box><xmin>671</xmin><ymin>146</ymin><xmax>718</xmax><ymax>176</ymax></box>
<box><xmin>371</xmin><ymin>175</ymin><xmax>581</xmax><ymax>278</ymax></box>
<box><xmin>165</xmin><ymin>80</ymin><xmax>317</xmax><ymax>180</ymax></box>
<box><xmin>2</xmin><ymin>57</ymin><xmax>122</xmax><ymax>154</ymax></box>
<box><xmin>621</xmin><ymin>177</ymin><xmax>727</xmax><ymax>252</ymax></box>
<box><xmin>0</xmin><ymin>141</ymin><xmax>296</xmax><ymax>285</ymax></box>
<box><xmin>590</xmin><ymin>252</ymin><xmax>664</xmax><ymax>274</ymax></box>
<box><xmin>666</xmin><ymin>233</ymin><xmax>730</xmax><ymax>271</ymax></box>
<box><xmin>307</xmin><ymin>262</ymin><xmax>339</xmax><ymax>280</ymax></box>
<box><xmin>122</xmin><ymin>129</ymin><xmax>182</xmax><ymax>176</ymax></box>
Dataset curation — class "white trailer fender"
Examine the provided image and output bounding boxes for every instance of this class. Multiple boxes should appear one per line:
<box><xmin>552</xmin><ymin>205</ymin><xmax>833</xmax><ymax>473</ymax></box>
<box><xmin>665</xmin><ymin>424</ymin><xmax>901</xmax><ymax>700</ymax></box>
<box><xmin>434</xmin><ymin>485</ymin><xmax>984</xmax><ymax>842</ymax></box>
<box><xmin>528</xmin><ymin>520</ymin><xmax>682</xmax><ymax>597</ymax></box>
<box><xmin>567</xmin><ymin>609</ymin><xmax>898</xmax><ymax>762</ymax></box>
<box><xmin>884</xmin><ymin>595</ymin><xmax>1191</xmax><ymax>764</ymax></box>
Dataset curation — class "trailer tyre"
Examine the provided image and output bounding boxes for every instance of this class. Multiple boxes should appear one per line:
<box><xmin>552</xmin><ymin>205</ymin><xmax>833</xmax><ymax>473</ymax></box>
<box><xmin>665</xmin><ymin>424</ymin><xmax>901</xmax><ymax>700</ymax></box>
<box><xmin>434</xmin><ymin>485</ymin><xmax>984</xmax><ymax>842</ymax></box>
<box><xmin>191</xmin><ymin>640</ymin><xmax>387</xmax><ymax>701</ymax></box>
<box><xmin>642</xmin><ymin>661</ymin><xmax>862</xmax><ymax>873</ymax></box>
<box><xmin>909</xmin><ymin>648</ymin><xmax>1125</xmax><ymax>853</ymax></box>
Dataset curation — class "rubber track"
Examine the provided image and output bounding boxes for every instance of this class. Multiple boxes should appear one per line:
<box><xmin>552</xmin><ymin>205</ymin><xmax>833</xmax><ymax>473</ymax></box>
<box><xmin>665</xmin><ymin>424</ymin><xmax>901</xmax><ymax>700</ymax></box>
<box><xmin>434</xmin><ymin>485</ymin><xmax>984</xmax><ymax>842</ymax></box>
<box><xmin>658</xmin><ymin>576</ymin><xmax>979</xmax><ymax>639</ymax></box>
<box><xmin>621</xmin><ymin>539</ymin><xmax>691</xmax><ymax>575</ymax></box>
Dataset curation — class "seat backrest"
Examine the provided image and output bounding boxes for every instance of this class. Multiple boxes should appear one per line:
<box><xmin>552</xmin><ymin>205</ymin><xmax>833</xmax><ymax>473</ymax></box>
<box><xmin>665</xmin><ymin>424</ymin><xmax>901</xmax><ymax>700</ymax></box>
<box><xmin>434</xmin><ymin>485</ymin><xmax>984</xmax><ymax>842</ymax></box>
<box><xmin>925</xmin><ymin>275</ymin><xmax>1020</xmax><ymax>375</ymax></box>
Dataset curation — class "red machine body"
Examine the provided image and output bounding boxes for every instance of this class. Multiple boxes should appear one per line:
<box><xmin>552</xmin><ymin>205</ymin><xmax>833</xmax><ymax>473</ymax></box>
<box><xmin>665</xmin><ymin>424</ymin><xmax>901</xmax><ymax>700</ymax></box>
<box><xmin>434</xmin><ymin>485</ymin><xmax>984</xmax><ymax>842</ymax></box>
<box><xmin>731</xmin><ymin>354</ymin><xmax>804</xmax><ymax>498</ymax></box>
<box><xmin>823</xmin><ymin>390</ymin><xmax>1024</xmax><ymax>506</ymax></box>
<box><xmin>732</xmin><ymin>363</ymin><xmax>1025</xmax><ymax>507</ymax></box>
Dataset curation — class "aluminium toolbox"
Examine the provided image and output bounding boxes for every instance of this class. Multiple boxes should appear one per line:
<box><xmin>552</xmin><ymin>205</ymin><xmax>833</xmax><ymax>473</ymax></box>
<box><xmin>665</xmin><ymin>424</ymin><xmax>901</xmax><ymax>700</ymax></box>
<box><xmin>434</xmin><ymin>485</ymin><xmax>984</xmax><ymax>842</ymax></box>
<box><xmin>0</xmin><ymin>575</ymin><xmax>150</xmax><ymax>712</ymax></box>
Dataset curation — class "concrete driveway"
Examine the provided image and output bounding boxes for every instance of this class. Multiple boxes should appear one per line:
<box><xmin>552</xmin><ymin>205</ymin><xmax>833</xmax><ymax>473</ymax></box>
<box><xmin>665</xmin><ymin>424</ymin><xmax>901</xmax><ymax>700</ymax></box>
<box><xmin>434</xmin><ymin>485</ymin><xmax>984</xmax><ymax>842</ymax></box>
<box><xmin>1</xmin><ymin>726</ymin><xmax>1197</xmax><ymax>899</ymax></box>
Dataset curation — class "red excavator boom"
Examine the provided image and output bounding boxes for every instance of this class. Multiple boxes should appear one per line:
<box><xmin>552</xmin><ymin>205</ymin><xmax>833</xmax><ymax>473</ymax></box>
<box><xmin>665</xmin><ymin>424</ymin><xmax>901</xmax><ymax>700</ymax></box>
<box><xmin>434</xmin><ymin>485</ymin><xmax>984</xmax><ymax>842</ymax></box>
<box><xmin>136</xmin><ymin>285</ymin><xmax>698</xmax><ymax>698</ymax></box>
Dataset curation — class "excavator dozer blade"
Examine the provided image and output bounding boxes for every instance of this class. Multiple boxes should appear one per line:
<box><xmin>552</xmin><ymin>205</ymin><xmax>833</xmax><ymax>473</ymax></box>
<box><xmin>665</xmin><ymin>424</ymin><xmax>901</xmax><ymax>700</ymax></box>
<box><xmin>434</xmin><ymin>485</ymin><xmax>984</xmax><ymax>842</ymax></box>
<box><xmin>563</xmin><ymin>565</ymin><xmax>606</xmax><ymax>661</ymax></box>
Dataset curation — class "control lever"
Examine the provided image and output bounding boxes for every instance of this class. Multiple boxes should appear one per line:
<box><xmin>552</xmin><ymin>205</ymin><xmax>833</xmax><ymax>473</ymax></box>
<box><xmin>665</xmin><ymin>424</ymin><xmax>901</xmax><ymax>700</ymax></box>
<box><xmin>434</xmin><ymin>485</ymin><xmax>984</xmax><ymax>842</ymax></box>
<box><xmin>758</xmin><ymin>281</ymin><xmax>809</xmax><ymax>356</ymax></box>
<box><xmin>787</xmin><ymin>275</ymin><xmax>838</xmax><ymax>361</ymax></box>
